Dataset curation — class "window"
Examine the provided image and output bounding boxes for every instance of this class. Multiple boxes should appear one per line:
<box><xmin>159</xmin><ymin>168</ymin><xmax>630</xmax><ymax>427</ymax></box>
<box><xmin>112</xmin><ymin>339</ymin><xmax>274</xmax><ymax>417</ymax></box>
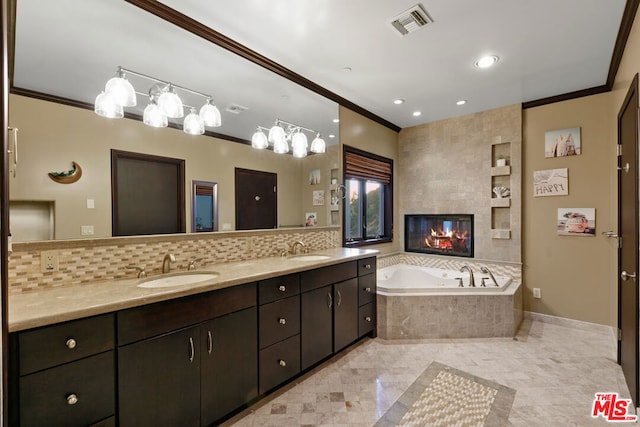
<box><xmin>343</xmin><ymin>146</ymin><xmax>393</xmax><ymax>246</ymax></box>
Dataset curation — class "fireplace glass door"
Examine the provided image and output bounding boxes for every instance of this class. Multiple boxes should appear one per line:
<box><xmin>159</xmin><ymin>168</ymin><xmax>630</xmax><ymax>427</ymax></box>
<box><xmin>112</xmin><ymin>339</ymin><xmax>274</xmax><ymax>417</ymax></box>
<box><xmin>405</xmin><ymin>214</ymin><xmax>474</xmax><ymax>257</ymax></box>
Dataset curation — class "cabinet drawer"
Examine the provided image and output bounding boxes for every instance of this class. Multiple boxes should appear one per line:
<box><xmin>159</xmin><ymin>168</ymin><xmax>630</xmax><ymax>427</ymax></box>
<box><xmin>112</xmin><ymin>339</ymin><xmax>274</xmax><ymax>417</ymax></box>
<box><xmin>19</xmin><ymin>351</ymin><xmax>115</xmax><ymax>427</ymax></box>
<box><xmin>359</xmin><ymin>274</ymin><xmax>376</xmax><ymax>306</ymax></box>
<box><xmin>18</xmin><ymin>313</ymin><xmax>115</xmax><ymax>375</ymax></box>
<box><xmin>118</xmin><ymin>283</ymin><xmax>256</xmax><ymax>345</ymax></box>
<box><xmin>259</xmin><ymin>296</ymin><xmax>300</xmax><ymax>349</ymax></box>
<box><xmin>258</xmin><ymin>274</ymin><xmax>300</xmax><ymax>305</ymax></box>
<box><xmin>358</xmin><ymin>303</ymin><xmax>376</xmax><ymax>337</ymax></box>
<box><xmin>300</xmin><ymin>261</ymin><xmax>357</xmax><ymax>292</ymax></box>
<box><xmin>358</xmin><ymin>257</ymin><xmax>376</xmax><ymax>276</ymax></box>
<box><xmin>259</xmin><ymin>334</ymin><xmax>300</xmax><ymax>395</ymax></box>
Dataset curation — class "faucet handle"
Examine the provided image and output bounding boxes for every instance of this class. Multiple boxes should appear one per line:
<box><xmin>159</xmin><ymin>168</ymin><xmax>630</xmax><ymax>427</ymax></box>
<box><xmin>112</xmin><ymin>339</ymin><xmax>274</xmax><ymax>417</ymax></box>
<box><xmin>124</xmin><ymin>264</ymin><xmax>147</xmax><ymax>278</ymax></box>
<box><xmin>188</xmin><ymin>258</ymin><xmax>203</xmax><ymax>270</ymax></box>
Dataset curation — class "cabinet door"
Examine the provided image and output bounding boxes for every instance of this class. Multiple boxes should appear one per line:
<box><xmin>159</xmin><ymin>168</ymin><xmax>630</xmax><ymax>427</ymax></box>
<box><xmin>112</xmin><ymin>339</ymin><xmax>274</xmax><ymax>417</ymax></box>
<box><xmin>201</xmin><ymin>308</ymin><xmax>258</xmax><ymax>426</ymax></box>
<box><xmin>118</xmin><ymin>326</ymin><xmax>200</xmax><ymax>427</ymax></box>
<box><xmin>334</xmin><ymin>278</ymin><xmax>359</xmax><ymax>352</ymax></box>
<box><xmin>301</xmin><ymin>285</ymin><xmax>333</xmax><ymax>370</ymax></box>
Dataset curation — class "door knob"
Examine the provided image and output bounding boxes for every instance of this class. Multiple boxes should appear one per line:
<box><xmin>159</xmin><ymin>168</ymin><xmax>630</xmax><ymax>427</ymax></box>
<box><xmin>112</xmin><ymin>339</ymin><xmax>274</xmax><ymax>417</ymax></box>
<box><xmin>621</xmin><ymin>271</ymin><xmax>636</xmax><ymax>281</ymax></box>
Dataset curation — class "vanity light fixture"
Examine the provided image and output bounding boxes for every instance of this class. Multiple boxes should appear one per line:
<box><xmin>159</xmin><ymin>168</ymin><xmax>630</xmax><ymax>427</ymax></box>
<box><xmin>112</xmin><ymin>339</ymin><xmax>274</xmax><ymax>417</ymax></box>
<box><xmin>94</xmin><ymin>66</ymin><xmax>222</xmax><ymax>135</ymax></box>
<box><xmin>252</xmin><ymin>119</ymin><xmax>325</xmax><ymax>156</ymax></box>
<box><xmin>474</xmin><ymin>55</ymin><xmax>499</xmax><ymax>69</ymax></box>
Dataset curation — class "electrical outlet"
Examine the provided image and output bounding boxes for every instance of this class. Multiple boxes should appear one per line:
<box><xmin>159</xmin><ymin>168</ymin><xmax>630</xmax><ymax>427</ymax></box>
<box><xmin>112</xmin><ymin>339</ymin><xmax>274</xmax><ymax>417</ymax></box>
<box><xmin>41</xmin><ymin>250</ymin><xmax>59</xmax><ymax>272</ymax></box>
<box><xmin>533</xmin><ymin>287</ymin><xmax>541</xmax><ymax>299</ymax></box>
<box><xmin>81</xmin><ymin>225</ymin><xmax>94</xmax><ymax>236</ymax></box>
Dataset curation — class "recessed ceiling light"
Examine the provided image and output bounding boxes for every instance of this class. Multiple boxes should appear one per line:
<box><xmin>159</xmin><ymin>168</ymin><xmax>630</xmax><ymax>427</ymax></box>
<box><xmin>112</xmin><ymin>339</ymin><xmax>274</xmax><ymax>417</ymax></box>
<box><xmin>475</xmin><ymin>55</ymin><xmax>499</xmax><ymax>69</ymax></box>
<box><xmin>333</xmin><ymin>118</ymin><xmax>340</xmax><ymax>123</ymax></box>
<box><xmin>412</xmin><ymin>111</ymin><xmax>422</xmax><ymax>117</ymax></box>
<box><xmin>329</xmin><ymin>134</ymin><xmax>336</xmax><ymax>138</ymax></box>
<box><xmin>393</xmin><ymin>99</ymin><xmax>405</xmax><ymax>105</ymax></box>
<box><xmin>456</xmin><ymin>99</ymin><xmax>467</xmax><ymax>106</ymax></box>
<box><xmin>341</xmin><ymin>67</ymin><xmax>352</xmax><ymax>73</ymax></box>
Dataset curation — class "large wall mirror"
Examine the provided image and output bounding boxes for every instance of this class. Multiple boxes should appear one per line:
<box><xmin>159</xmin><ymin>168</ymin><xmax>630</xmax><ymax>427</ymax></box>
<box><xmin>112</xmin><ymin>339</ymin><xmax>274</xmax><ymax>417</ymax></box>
<box><xmin>8</xmin><ymin>0</ymin><xmax>340</xmax><ymax>241</ymax></box>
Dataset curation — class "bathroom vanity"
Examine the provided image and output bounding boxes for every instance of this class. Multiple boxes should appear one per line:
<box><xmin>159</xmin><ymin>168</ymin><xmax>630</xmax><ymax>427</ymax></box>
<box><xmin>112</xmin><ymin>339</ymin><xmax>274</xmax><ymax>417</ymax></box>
<box><xmin>8</xmin><ymin>249</ymin><xmax>377</xmax><ymax>427</ymax></box>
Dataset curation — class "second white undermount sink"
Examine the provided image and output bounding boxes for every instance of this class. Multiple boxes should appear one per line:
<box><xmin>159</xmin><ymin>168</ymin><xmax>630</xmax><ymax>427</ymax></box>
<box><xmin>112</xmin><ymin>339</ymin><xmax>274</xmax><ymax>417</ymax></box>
<box><xmin>138</xmin><ymin>272</ymin><xmax>219</xmax><ymax>288</ymax></box>
<box><xmin>289</xmin><ymin>255</ymin><xmax>332</xmax><ymax>261</ymax></box>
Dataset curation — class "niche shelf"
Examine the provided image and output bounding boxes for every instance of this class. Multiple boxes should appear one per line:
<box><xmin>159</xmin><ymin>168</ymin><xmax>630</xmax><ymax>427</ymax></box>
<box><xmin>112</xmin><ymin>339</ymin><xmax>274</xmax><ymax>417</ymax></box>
<box><xmin>491</xmin><ymin>140</ymin><xmax>512</xmax><ymax>239</ymax></box>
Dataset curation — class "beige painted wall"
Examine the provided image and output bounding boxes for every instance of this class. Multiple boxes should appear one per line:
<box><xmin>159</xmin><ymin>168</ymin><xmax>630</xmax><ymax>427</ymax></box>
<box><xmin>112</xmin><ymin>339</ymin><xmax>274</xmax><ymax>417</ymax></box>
<box><xmin>339</xmin><ymin>106</ymin><xmax>400</xmax><ymax>254</ymax></box>
<box><xmin>8</xmin><ymin>95</ymin><xmax>341</xmax><ymax>240</ymax></box>
<box><xmin>300</xmin><ymin>144</ymin><xmax>340</xmax><ymax>228</ymax></box>
<box><xmin>523</xmin><ymin>93</ymin><xmax>616</xmax><ymax>326</ymax></box>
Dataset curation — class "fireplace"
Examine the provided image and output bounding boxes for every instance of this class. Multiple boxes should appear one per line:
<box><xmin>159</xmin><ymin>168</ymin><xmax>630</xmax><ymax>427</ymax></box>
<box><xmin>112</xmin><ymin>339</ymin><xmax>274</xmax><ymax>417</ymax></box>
<box><xmin>405</xmin><ymin>214</ymin><xmax>474</xmax><ymax>258</ymax></box>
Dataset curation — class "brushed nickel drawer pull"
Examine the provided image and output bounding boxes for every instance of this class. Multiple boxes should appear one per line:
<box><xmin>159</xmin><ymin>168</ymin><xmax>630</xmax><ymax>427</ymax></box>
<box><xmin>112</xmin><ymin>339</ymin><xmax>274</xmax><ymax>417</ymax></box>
<box><xmin>327</xmin><ymin>293</ymin><xmax>332</xmax><ymax>309</ymax></box>
<box><xmin>365</xmin><ymin>316</ymin><xmax>372</xmax><ymax>322</ymax></box>
<box><xmin>66</xmin><ymin>338</ymin><xmax>77</xmax><ymax>349</ymax></box>
<box><xmin>207</xmin><ymin>331</ymin><xmax>213</xmax><ymax>355</ymax></box>
<box><xmin>364</xmin><ymin>264</ymin><xmax>371</xmax><ymax>269</ymax></box>
<box><xmin>189</xmin><ymin>337</ymin><xmax>195</xmax><ymax>363</ymax></box>
<box><xmin>336</xmin><ymin>290</ymin><xmax>342</xmax><ymax>307</ymax></box>
<box><xmin>365</xmin><ymin>287</ymin><xmax>371</xmax><ymax>293</ymax></box>
<box><xmin>278</xmin><ymin>318</ymin><xmax>287</xmax><ymax>325</ymax></box>
<box><xmin>66</xmin><ymin>394</ymin><xmax>78</xmax><ymax>405</ymax></box>
<box><xmin>279</xmin><ymin>359</ymin><xmax>287</xmax><ymax>367</ymax></box>
<box><xmin>278</xmin><ymin>285</ymin><xmax>286</xmax><ymax>292</ymax></box>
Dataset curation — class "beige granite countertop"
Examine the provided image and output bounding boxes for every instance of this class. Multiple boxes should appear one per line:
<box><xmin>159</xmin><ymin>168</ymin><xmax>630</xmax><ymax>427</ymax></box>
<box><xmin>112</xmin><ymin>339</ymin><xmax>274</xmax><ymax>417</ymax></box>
<box><xmin>9</xmin><ymin>248</ymin><xmax>378</xmax><ymax>332</ymax></box>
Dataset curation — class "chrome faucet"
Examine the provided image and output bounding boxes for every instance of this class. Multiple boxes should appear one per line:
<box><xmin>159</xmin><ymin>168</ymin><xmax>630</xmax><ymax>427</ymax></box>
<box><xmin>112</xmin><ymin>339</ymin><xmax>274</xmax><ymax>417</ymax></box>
<box><xmin>289</xmin><ymin>240</ymin><xmax>306</xmax><ymax>255</ymax></box>
<box><xmin>480</xmin><ymin>266</ymin><xmax>500</xmax><ymax>287</ymax></box>
<box><xmin>162</xmin><ymin>253</ymin><xmax>176</xmax><ymax>274</ymax></box>
<box><xmin>459</xmin><ymin>264</ymin><xmax>475</xmax><ymax>287</ymax></box>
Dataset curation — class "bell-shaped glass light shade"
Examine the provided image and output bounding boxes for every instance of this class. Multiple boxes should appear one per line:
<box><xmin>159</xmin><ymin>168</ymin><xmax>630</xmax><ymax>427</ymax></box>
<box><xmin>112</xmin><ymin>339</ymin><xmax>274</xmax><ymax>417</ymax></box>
<box><xmin>183</xmin><ymin>108</ymin><xmax>205</xmax><ymax>135</ymax></box>
<box><xmin>268</xmin><ymin>123</ymin><xmax>286</xmax><ymax>145</ymax></box>
<box><xmin>199</xmin><ymin>99</ymin><xmax>221</xmax><ymax>127</ymax></box>
<box><xmin>291</xmin><ymin>130</ymin><xmax>308</xmax><ymax>158</ymax></box>
<box><xmin>143</xmin><ymin>102</ymin><xmax>168</xmax><ymax>128</ymax></box>
<box><xmin>273</xmin><ymin>137</ymin><xmax>289</xmax><ymax>154</ymax></box>
<box><xmin>251</xmin><ymin>128</ymin><xmax>269</xmax><ymax>149</ymax></box>
<box><xmin>94</xmin><ymin>91</ymin><xmax>124</xmax><ymax>119</ymax></box>
<box><xmin>157</xmin><ymin>86</ymin><xmax>184</xmax><ymax>118</ymax></box>
<box><xmin>310</xmin><ymin>134</ymin><xmax>326</xmax><ymax>154</ymax></box>
<box><xmin>105</xmin><ymin>74</ymin><xmax>136</xmax><ymax>107</ymax></box>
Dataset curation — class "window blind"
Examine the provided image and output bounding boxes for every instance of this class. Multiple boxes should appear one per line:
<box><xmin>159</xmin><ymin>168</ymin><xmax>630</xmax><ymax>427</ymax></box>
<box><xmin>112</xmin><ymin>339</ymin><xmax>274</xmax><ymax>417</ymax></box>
<box><xmin>344</xmin><ymin>150</ymin><xmax>392</xmax><ymax>184</ymax></box>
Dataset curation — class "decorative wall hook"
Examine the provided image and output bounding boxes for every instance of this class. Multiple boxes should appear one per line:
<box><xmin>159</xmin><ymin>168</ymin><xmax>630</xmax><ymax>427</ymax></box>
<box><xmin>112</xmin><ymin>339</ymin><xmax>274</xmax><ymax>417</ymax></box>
<box><xmin>48</xmin><ymin>161</ymin><xmax>83</xmax><ymax>184</ymax></box>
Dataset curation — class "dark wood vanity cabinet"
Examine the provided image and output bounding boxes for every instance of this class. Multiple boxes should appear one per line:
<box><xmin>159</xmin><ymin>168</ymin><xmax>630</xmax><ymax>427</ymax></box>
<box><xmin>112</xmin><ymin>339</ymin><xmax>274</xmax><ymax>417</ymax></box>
<box><xmin>9</xmin><ymin>313</ymin><xmax>116</xmax><ymax>427</ymax></box>
<box><xmin>117</xmin><ymin>283</ymin><xmax>257</xmax><ymax>427</ymax></box>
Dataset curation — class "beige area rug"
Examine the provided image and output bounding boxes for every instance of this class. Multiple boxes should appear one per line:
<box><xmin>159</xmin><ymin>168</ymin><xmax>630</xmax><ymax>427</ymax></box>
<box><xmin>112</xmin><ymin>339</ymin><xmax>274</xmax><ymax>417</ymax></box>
<box><xmin>375</xmin><ymin>361</ymin><xmax>516</xmax><ymax>427</ymax></box>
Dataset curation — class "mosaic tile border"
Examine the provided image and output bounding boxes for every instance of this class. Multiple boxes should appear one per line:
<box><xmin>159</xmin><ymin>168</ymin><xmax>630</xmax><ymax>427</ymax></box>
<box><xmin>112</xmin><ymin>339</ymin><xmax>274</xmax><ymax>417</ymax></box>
<box><xmin>8</xmin><ymin>227</ymin><xmax>340</xmax><ymax>293</ymax></box>
<box><xmin>375</xmin><ymin>361</ymin><xmax>515</xmax><ymax>427</ymax></box>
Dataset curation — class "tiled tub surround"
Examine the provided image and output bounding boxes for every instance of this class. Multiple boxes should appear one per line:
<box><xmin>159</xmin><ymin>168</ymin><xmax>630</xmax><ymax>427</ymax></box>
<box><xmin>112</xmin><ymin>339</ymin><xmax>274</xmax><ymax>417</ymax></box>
<box><xmin>8</xmin><ymin>226</ymin><xmax>340</xmax><ymax>294</ymax></box>
<box><xmin>377</xmin><ymin>253</ymin><xmax>523</xmax><ymax>339</ymax></box>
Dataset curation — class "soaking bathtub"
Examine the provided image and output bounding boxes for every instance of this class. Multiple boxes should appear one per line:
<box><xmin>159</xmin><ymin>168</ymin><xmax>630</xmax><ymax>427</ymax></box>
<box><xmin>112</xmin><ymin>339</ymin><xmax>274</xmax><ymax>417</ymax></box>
<box><xmin>376</xmin><ymin>264</ymin><xmax>523</xmax><ymax>339</ymax></box>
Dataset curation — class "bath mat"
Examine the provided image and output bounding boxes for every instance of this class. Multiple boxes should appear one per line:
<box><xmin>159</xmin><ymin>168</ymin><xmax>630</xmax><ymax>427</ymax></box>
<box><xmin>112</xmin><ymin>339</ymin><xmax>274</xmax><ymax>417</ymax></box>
<box><xmin>375</xmin><ymin>361</ymin><xmax>515</xmax><ymax>427</ymax></box>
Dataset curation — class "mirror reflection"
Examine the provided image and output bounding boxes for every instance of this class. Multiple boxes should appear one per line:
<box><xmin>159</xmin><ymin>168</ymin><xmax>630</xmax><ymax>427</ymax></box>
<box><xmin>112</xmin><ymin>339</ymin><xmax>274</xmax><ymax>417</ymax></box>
<box><xmin>9</xmin><ymin>0</ymin><xmax>341</xmax><ymax>241</ymax></box>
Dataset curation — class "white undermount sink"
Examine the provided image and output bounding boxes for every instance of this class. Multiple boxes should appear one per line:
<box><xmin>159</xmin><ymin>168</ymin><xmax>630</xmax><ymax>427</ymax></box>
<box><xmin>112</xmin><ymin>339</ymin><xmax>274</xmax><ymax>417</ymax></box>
<box><xmin>138</xmin><ymin>272</ymin><xmax>219</xmax><ymax>288</ymax></box>
<box><xmin>289</xmin><ymin>255</ymin><xmax>332</xmax><ymax>261</ymax></box>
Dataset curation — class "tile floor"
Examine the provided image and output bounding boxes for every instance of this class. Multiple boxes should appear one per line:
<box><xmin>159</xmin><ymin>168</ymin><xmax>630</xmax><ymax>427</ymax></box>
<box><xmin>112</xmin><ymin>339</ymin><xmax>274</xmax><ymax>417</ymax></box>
<box><xmin>224</xmin><ymin>316</ymin><xmax>633</xmax><ymax>426</ymax></box>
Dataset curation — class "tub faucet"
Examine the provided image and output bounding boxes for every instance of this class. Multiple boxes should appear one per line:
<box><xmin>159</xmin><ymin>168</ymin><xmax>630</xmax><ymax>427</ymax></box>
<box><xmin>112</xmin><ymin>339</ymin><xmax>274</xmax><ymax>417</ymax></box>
<box><xmin>289</xmin><ymin>240</ymin><xmax>306</xmax><ymax>255</ymax></box>
<box><xmin>459</xmin><ymin>264</ymin><xmax>475</xmax><ymax>287</ymax></box>
<box><xmin>162</xmin><ymin>253</ymin><xmax>176</xmax><ymax>274</ymax></box>
<box><xmin>480</xmin><ymin>266</ymin><xmax>500</xmax><ymax>287</ymax></box>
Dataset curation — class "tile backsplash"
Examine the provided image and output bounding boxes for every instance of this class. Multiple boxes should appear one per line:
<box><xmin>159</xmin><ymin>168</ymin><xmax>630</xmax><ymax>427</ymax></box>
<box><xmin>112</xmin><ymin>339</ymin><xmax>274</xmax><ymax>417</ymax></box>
<box><xmin>9</xmin><ymin>227</ymin><xmax>340</xmax><ymax>293</ymax></box>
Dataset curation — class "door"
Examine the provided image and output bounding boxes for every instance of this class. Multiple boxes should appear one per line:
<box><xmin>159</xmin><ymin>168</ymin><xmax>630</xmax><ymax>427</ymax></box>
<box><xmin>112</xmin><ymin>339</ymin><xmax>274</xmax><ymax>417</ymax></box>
<box><xmin>618</xmin><ymin>73</ymin><xmax>639</xmax><ymax>406</ymax></box>
<box><xmin>118</xmin><ymin>326</ymin><xmax>200</xmax><ymax>427</ymax></box>
<box><xmin>200</xmin><ymin>308</ymin><xmax>258</xmax><ymax>426</ymax></box>
<box><xmin>301</xmin><ymin>285</ymin><xmax>333</xmax><ymax>370</ymax></box>
<box><xmin>333</xmin><ymin>278</ymin><xmax>359</xmax><ymax>352</ymax></box>
<box><xmin>235</xmin><ymin>168</ymin><xmax>277</xmax><ymax>230</ymax></box>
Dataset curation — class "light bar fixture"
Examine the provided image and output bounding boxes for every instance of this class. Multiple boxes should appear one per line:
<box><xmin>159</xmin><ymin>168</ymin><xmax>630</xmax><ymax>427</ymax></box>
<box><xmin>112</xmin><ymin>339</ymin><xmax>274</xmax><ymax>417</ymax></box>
<box><xmin>251</xmin><ymin>119</ymin><xmax>326</xmax><ymax>157</ymax></box>
<box><xmin>94</xmin><ymin>66</ymin><xmax>221</xmax><ymax>135</ymax></box>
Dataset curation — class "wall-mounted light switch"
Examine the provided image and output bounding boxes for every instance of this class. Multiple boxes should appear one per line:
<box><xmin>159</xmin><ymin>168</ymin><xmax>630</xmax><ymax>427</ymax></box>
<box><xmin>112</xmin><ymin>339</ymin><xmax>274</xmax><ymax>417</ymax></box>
<box><xmin>81</xmin><ymin>225</ymin><xmax>94</xmax><ymax>235</ymax></box>
<box><xmin>533</xmin><ymin>288</ymin><xmax>541</xmax><ymax>299</ymax></box>
<box><xmin>87</xmin><ymin>198</ymin><xmax>95</xmax><ymax>209</ymax></box>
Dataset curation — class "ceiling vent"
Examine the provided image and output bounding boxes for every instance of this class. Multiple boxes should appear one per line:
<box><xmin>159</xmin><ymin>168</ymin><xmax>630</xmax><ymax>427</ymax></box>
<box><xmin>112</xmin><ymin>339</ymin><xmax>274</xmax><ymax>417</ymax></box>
<box><xmin>225</xmin><ymin>103</ymin><xmax>248</xmax><ymax>114</ymax></box>
<box><xmin>389</xmin><ymin>4</ymin><xmax>433</xmax><ymax>36</ymax></box>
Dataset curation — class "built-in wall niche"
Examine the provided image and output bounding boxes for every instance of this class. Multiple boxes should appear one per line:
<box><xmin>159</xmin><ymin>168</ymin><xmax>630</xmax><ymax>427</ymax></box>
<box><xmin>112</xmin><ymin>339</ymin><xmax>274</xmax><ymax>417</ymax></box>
<box><xmin>491</xmin><ymin>140</ymin><xmax>512</xmax><ymax>239</ymax></box>
<box><xmin>9</xmin><ymin>201</ymin><xmax>55</xmax><ymax>242</ymax></box>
